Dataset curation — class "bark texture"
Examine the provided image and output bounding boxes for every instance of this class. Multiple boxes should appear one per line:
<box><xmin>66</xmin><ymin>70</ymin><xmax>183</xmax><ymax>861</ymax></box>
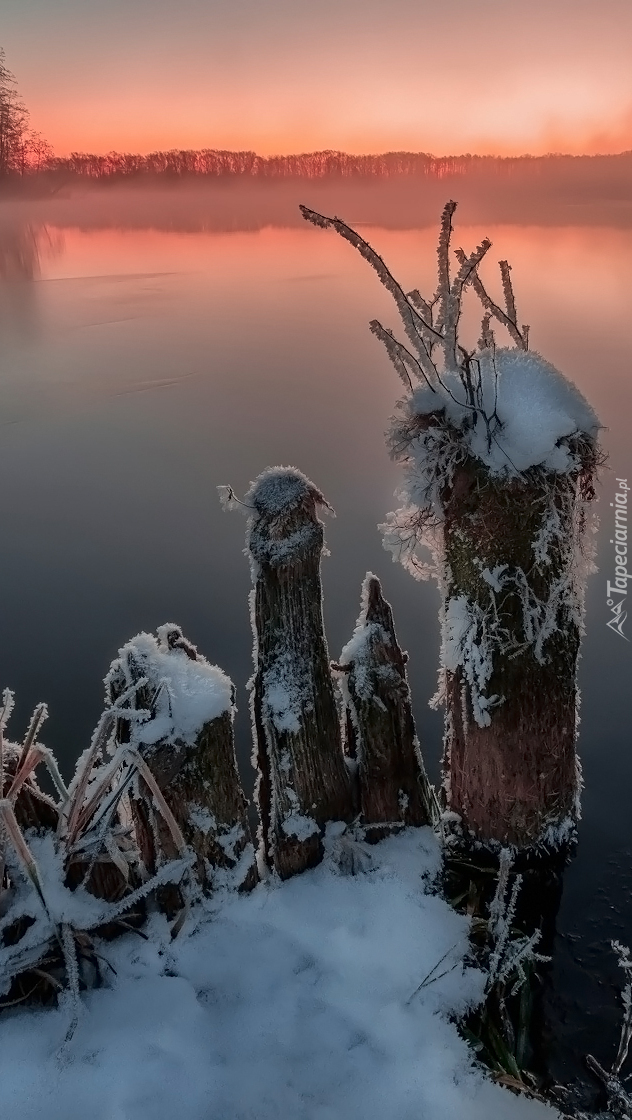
<box><xmin>338</xmin><ymin>574</ymin><xmax>435</xmax><ymax>836</ymax></box>
<box><xmin>247</xmin><ymin>468</ymin><xmax>353</xmax><ymax>879</ymax></box>
<box><xmin>442</xmin><ymin>452</ymin><xmax>588</xmax><ymax>849</ymax></box>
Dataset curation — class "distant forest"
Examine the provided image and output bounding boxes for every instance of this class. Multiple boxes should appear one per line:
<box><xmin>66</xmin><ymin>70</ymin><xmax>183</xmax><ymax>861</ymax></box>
<box><xmin>10</xmin><ymin>147</ymin><xmax>632</xmax><ymax>186</ymax></box>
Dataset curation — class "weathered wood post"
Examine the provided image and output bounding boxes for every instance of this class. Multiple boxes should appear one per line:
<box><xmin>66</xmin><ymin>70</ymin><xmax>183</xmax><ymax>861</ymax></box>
<box><xmin>106</xmin><ymin>625</ymin><xmax>257</xmax><ymax>906</ymax></box>
<box><xmin>335</xmin><ymin>572</ymin><xmax>436</xmax><ymax>837</ymax></box>
<box><xmin>239</xmin><ymin>467</ymin><xmax>353</xmax><ymax>879</ymax></box>
<box><xmin>438</xmin><ymin>448</ymin><xmax>598</xmax><ymax>849</ymax></box>
<box><xmin>301</xmin><ymin>201</ymin><xmax>601</xmax><ymax>853</ymax></box>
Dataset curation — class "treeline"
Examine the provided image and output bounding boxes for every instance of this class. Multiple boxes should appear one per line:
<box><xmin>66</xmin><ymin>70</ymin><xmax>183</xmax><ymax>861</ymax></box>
<box><xmin>34</xmin><ymin>147</ymin><xmax>632</xmax><ymax>183</ymax></box>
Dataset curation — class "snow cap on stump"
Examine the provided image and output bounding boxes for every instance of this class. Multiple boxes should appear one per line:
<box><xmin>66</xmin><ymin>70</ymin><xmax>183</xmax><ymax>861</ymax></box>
<box><xmin>243</xmin><ymin>466</ymin><xmax>333</xmax><ymax>571</ymax></box>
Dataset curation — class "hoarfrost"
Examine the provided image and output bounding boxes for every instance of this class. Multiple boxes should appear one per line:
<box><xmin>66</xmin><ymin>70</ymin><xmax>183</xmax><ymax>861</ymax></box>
<box><xmin>262</xmin><ymin>652</ymin><xmax>310</xmax><ymax>734</ymax></box>
<box><xmin>280</xmin><ymin>812</ymin><xmax>319</xmax><ymax>840</ymax></box>
<box><xmin>339</xmin><ymin>574</ymin><xmax>391</xmax><ymax>703</ymax></box>
<box><xmin>108</xmin><ymin>630</ymin><xmax>233</xmax><ymax>749</ymax></box>
<box><xmin>188</xmin><ymin>805</ymin><xmax>217</xmax><ymax>835</ymax></box>
<box><xmin>443</xmin><ymin>596</ymin><xmax>501</xmax><ymax>728</ymax></box>
<box><xmin>242</xmin><ymin>466</ymin><xmax>333</xmax><ymax>572</ymax></box>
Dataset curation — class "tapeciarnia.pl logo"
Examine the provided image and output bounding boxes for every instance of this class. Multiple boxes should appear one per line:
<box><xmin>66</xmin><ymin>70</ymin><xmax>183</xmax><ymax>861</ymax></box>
<box><xmin>607</xmin><ymin>477</ymin><xmax>629</xmax><ymax>640</ymax></box>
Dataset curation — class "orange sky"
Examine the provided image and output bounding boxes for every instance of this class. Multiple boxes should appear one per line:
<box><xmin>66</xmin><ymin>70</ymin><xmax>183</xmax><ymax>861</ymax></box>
<box><xmin>3</xmin><ymin>0</ymin><xmax>632</xmax><ymax>157</ymax></box>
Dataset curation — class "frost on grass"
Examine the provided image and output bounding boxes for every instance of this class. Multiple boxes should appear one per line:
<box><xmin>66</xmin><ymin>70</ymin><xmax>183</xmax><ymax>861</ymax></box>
<box><xmin>0</xmin><ymin>828</ymin><xmax>559</xmax><ymax>1120</ymax></box>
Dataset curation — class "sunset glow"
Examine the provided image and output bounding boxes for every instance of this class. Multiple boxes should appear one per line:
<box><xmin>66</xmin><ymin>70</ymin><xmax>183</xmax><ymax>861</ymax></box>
<box><xmin>2</xmin><ymin>0</ymin><xmax>632</xmax><ymax>157</ymax></box>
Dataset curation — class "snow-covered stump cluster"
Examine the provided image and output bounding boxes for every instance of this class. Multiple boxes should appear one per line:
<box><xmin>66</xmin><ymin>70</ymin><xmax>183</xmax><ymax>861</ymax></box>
<box><xmin>105</xmin><ymin>625</ymin><xmax>257</xmax><ymax>907</ymax></box>
<box><xmin>242</xmin><ymin>468</ymin><xmax>354</xmax><ymax>879</ymax></box>
<box><xmin>302</xmin><ymin>199</ymin><xmax>601</xmax><ymax>855</ymax></box>
<box><xmin>335</xmin><ymin>573</ymin><xmax>436</xmax><ymax>838</ymax></box>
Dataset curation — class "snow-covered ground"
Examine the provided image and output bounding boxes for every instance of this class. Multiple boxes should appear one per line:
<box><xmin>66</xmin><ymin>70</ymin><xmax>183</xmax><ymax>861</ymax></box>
<box><xmin>0</xmin><ymin>828</ymin><xmax>559</xmax><ymax>1120</ymax></box>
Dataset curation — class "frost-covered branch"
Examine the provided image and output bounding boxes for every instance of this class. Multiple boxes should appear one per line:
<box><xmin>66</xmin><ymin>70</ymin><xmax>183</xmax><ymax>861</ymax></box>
<box><xmin>368</xmin><ymin>319</ymin><xmax>427</xmax><ymax>392</ymax></box>
<box><xmin>454</xmin><ymin>247</ymin><xmax>528</xmax><ymax>351</ymax></box>
<box><xmin>300</xmin><ymin>204</ymin><xmax>441</xmax><ymax>386</ymax></box>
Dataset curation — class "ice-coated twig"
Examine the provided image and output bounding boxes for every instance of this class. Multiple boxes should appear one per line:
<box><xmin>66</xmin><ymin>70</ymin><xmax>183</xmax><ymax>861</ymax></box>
<box><xmin>454</xmin><ymin>247</ymin><xmax>528</xmax><ymax>350</ymax></box>
<box><xmin>434</xmin><ymin>200</ymin><xmax>456</xmax><ymax>335</ymax></box>
<box><xmin>443</xmin><ymin>236</ymin><xmax>492</xmax><ymax>372</ymax></box>
<box><xmin>299</xmin><ymin>204</ymin><xmax>441</xmax><ymax>385</ymax></box>
<box><xmin>39</xmin><ymin>748</ymin><xmax>69</xmax><ymax>805</ymax></box>
<box><xmin>15</xmin><ymin>703</ymin><xmax>48</xmax><ymax>776</ymax></box>
<box><xmin>499</xmin><ymin>261</ymin><xmax>517</xmax><ymax>325</ymax></box>
<box><xmin>486</xmin><ymin>850</ymin><xmax>549</xmax><ymax>994</ymax></box>
<box><xmin>368</xmin><ymin>320</ymin><xmax>426</xmax><ymax>392</ymax></box>
<box><xmin>406</xmin><ymin>942</ymin><xmax>461</xmax><ymax>1004</ymax></box>
<box><xmin>0</xmin><ymin>688</ymin><xmax>15</xmax><ymax>797</ymax></box>
<box><xmin>63</xmin><ymin>711</ymin><xmax>116</xmax><ymax>842</ymax></box>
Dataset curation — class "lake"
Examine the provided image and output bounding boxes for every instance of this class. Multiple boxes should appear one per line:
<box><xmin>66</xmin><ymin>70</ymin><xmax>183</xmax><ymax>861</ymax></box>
<box><xmin>0</xmin><ymin>181</ymin><xmax>630</xmax><ymax>1087</ymax></box>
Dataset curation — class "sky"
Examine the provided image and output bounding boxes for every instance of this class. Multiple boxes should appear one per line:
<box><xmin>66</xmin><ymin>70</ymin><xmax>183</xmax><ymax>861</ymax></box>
<box><xmin>3</xmin><ymin>0</ymin><xmax>632</xmax><ymax>158</ymax></box>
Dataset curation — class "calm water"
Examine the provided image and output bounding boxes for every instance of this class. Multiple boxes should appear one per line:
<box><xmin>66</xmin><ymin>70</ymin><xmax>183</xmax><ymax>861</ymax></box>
<box><xmin>0</xmin><ymin>185</ymin><xmax>631</xmax><ymax>1087</ymax></box>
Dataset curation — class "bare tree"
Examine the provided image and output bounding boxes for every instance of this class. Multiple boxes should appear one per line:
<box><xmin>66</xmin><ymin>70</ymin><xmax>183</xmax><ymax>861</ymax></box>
<box><xmin>0</xmin><ymin>49</ymin><xmax>29</xmax><ymax>177</ymax></box>
<box><xmin>0</xmin><ymin>48</ymin><xmax>52</xmax><ymax>178</ymax></box>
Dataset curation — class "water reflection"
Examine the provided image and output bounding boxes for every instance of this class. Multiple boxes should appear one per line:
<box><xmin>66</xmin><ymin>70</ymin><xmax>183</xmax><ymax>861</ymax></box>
<box><xmin>0</xmin><ymin>191</ymin><xmax>630</xmax><ymax>1090</ymax></box>
<box><xmin>0</xmin><ymin>218</ymin><xmax>63</xmax><ymax>280</ymax></box>
<box><xmin>0</xmin><ymin>219</ymin><xmax>63</xmax><ymax>338</ymax></box>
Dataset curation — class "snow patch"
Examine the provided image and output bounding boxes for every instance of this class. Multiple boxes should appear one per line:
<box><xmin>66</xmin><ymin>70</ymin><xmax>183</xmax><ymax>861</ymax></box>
<box><xmin>110</xmin><ymin>630</ymin><xmax>233</xmax><ymax>749</ymax></box>
<box><xmin>411</xmin><ymin>348</ymin><xmax>599</xmax><ymax>476</ymax></box>
<box><xmin>0</xmin><ymin>829</ymin><xmax>558</xmax><ymax>1120</ymax></box>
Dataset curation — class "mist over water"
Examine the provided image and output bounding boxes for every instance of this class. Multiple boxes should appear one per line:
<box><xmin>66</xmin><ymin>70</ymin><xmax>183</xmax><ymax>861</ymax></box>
<box><xmin>0</xmin><ymin>182</ymin><xmax>630</xmax><ymax>1083</ymax></box>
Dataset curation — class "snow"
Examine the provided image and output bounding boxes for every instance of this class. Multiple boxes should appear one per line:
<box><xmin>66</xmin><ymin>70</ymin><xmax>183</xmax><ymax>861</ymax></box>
<box><xmin>442</xmin><ymin>595</ymin><xmax>501</xmax><ymax>728</ymax></box>
<box><xmin>245</xmin><ymin>466</ymin><xmax>326</xmax><ymax>517</ymax></box>
<box><xmin>281</xmin><ymin>810</ymin><xmax>320</xmax><ymax>840</ymax></box>
<box><xmin>262</xmin><ymin>651</ymin><xmax>308</xmax><ymax>734</ymax></box>
<box><xmin>0</xmin><ymin>828</ymin><xmax>558</xmax><ymax>1120</ymax></box>
<box><xmin>109</xmin><ymin>630</ymin><xmax>234</xmax><ymax>749</ymax></box>
<box><xmin>239</xmin><ymin>466</ymin><xmax>333</xmax><ymax>571</ymax></box>
<box><xmin>338</xmin><ymin>572</ymin><xmax>387</xmax><ymax>703</ymax></box>
<box><xmin>409</xmin><ymin>347</ymin><xmax>599</xmax><ymax>476</ymax></box>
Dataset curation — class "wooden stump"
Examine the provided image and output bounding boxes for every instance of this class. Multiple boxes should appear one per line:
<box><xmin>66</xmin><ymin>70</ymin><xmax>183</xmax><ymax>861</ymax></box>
<box><xmin>246</xmin><ymin>467</ymin><xmax>353</xmax><ymax>878</ymax></box>
<box><xmin>336</xmin><ymin>573</ymin><xmax>435</xmax><ymax>838</ymax></box>
<box><xmin>106</xmin><ymin>625</ymin><xmax>257</xmax><ymax>908</ymax></box>
<box><xmin>440</xmin><ymin>445</ymin><xmax>594</xmax><ymax>849</ymax></box>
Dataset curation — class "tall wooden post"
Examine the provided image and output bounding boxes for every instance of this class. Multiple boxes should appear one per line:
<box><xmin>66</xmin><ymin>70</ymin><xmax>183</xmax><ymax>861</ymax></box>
<box><xmin>336</xmin><ymin>573</ymin><xmax>436</xmax><ymax>837</ymax></box>
<box><xmin>440</xmin><ymin>448</ymin><xmax>595</xmax><ymax>849</ymax></box>
<box><xmin>246</xmin><ymin>467</ymin><xmax>353</xmax><ymax>879</ymax></box>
